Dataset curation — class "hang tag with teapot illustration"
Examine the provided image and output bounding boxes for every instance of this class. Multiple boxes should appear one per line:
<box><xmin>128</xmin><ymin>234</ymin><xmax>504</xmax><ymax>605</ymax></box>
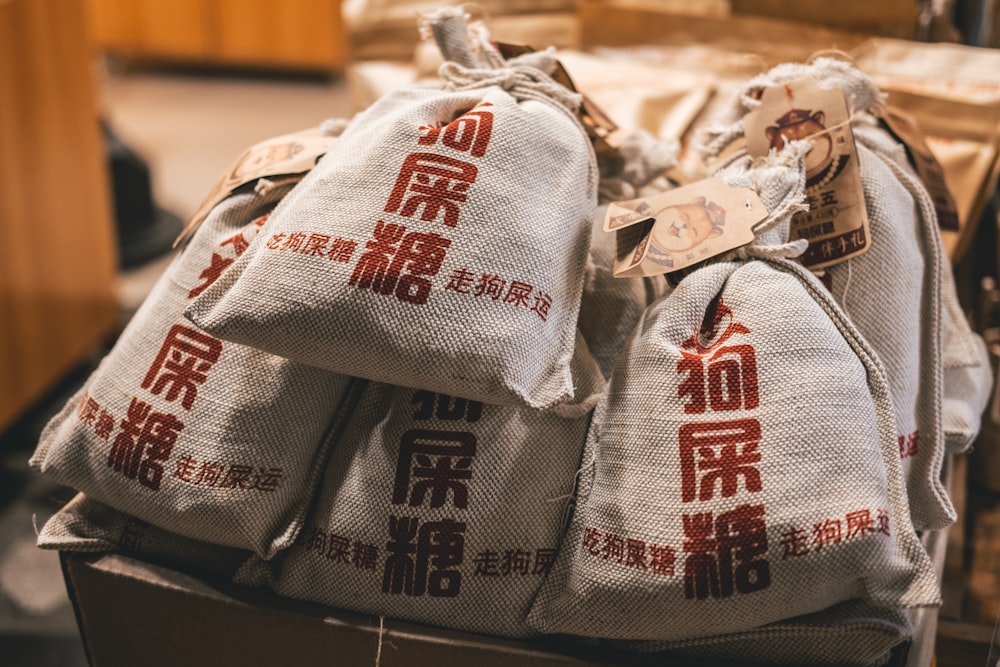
<box><xmin>744</xmin><ymin>77</ymin><xmax>871</xmax><ymax>269</ymax></box>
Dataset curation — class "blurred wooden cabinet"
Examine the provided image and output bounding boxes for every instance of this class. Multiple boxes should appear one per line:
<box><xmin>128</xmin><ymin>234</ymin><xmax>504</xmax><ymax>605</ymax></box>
<box><xmin>85</xmin><ymin>0</ymin><xmax>347</xmax><ymax>71</ymax></box>
<box><xmin>0</xmin><ymin>0</ymin><xmax>120</xmax><ymax>432</ymax></box>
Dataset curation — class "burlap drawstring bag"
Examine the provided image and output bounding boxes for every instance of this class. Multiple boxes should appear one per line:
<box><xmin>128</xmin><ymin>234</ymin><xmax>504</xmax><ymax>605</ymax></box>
<box><xmin>37</xmin><ymin>493</ymin><xmax>250</xmax><ymax>579</ymax></box>
<box><xmin>607</xmin><ymin>598</ymin><xmax>910</xmax><ymax>667</ymax></box>
<box><xmin>234</xmin><ymin>334</ymin><xmax>605</xmax><ymax>639</ymax></box>
<box><xmin>526</xmin><ymin>147</ymin><xmax>939</xmax><ymax>642</ymax></box>
<box><xmin>939</xmin><ymin>258</ymin><xmax>992</xmax><ymax>454</ymax></box>
<box><xmin>186</xmin><ymin>10</ymin><xmax>599</xmax><ymax>409</ymax></box>
<box><xmin>580</xmin><ymin>130</ymin><xmax>678</xmax><ymax>378</ymax></box>
<box><xmin>697</xmin><ymin>57</ymin><xmax>954</xmax><ymax>532</ymax></box>
<box><xmin>30</xmin><ymin>156</ymin><xmax>362</xmax><ymax>559</ymax></box>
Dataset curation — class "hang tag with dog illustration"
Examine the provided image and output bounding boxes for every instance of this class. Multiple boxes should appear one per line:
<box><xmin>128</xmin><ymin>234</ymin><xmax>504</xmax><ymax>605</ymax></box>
<box><xmin>609</xmin><ymin>177</ymin><xmax>768</xmax><ymax>277</ymax></box>
<box><xmin>744</xmin><ymin>77</ymin><xmax>870</xmax><ymax>270</ymax></box>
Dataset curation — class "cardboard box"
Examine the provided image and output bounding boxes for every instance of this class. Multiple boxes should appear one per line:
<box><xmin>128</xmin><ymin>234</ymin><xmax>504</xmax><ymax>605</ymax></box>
<box><xmin>62</xmin><ymin>553</ymin><xmax>783</xmax><ymax>667</ymax></box>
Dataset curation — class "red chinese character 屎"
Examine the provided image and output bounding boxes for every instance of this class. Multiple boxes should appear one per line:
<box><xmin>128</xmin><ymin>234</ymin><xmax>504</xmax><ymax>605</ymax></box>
<box><xmin>715</xmin><ymin>504</ymin><xmax>771</xmax><ymax>595</ymax></box>
<box><xmin>845</xmin><ymin>509</ymin><xmax>876</xmax><ymax>540</ymax></box>
<box><xmin>77</xmin><ymin>393</ymin><xmax>99</xmax><ymax>425</ymax></box>
<box><xmin>533</xmin><ymin>548</ymin><xmax>557</xmax><ymax>576</ymax></box>
<box><xmin>532</xmin><ymin>291</ymin><xmax>553</xmax><ymax>322</ymax></box>
<box><xmin>325</xmin><ymin>534</ymin><xmax>351</xmax><ymax>564</ymax></box>
<box><xmin>679</xmin><ymin>418</ymin><xmax>762</xmax><ymax>503</ymax></box>
<box><xmin>582</xmin><ymin>527</ymin><xmax>601</xmax><ymax>557</ymax></box>
<box><xmin>625</xmin><ymin>539</ymin><xmax>648</xmax><ymax>570</ymax></box>
<box><xmin>812</xmin><ymin>518</ymin><xmax>843</xmax><ymax>549</ymax></box>
<box><xmin>779</xmin><ymin>527</ymin><xmax>810</xmax><ymax>559</ymax></box>
<box><xmin>392</xmin><ymin>429</ymin><xmax>476</xmax><ymax>509</ymax></box>
<box><xmin>141</xmin><ymin>324</ymin><xmax>223</xmax><ymax>410</ymax></box>
<box><xmin>188</xmin><ymin>252</ymin><xmax>235</xmax><ymax>299</ymax></box>
<box><xmin>173</xmin><ymin>455</ymin><xmax>199</xmax><ymax>483</ymax></box>
<box><xmin>328</xmin><ymin>238</ymin><xmax>357</xmax><ymax>263</ymax></box>
<box><xmin>649</xmin><ymin>544</ymin><xmax>676</xmax><ymax>576</ymax></box>
<box><xmin>107</xmin><ymin>397</ymin><xmax>184</xmax><ymax>491</ymax></box>
<box><xmin>500</xmin><ymin>549</ymin><xmax>532</xmax><ymax>576</ymax></box>
<box><xmin>418</xmin><ymin>102</ymin><xmax>494</xmax><ymax>157</ymax></box>
<box><xmin>266</xmin><ymin>233</ymin><xmax>286</xmax><ymax>250</ymax></box>
<box><xmin>300</xmin><ymin>233</ymin><xmax>330</xmax><ymax>257</ymax></box>
<box><xmin>253</xmin><ymin>467</ymin><xmax>283</xmax><ymax>492</ymax></box>
<box><xmin>220</xmin><ymin>464</ymin><xmax>254</xmax><ymax>489</ymax></box>
<box><xmin>444</xmin><ymin>267</ymin><xmax>476</xmax><ymax>294</ymax></box>
<box><xmin>473</xmin><ymin>549</ymin><xmax>501</xmax><ymax>577</ymax></box>
<box><xmin>384</xmin><ymin>153</ymin><xmax>477</xmax><ymax>228</ymax></box>
<box><xmin>601</xmin><ymin>533</ymin><xmax>626</xmax><ymax>564</ymax></box>
<box><xmin>473</xmin><ymin>273</ymin><xmax>506</xmax><ymax>300</ymax></box>
<box><xmin>503</xmin><ymin>281</ymin><xmax>533</xmax><ymax>308</ymax></box>
<box><xmin>94</xmin><ymin>410</ymin><xmax>115</xmax><ymax>441</ymax></box>
<box><xmin>352</xmin><ymin>541</ymin><xmax>379</xmax><ymax>571</ymax></box>
<box><xmin>876</xmin><ymin>509</ymin><xmax>891</xmax><ymax>536</ymax></box>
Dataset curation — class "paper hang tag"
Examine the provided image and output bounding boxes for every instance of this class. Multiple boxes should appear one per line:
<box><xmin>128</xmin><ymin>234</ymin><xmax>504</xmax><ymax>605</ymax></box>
<box><xmin>875</xmin><ymin>104</ymin><xmax>960</xmax><ymax>231</ymax></box>
<box><xmin>743</xmin><ymin>77</ymin><xmax>871</xmax><ymax>270</ymax></box>
<box><xmin>609</xmin><ymin>177</ymin><xmax>769</xmax><ymax>278</ymax></box>
<box><xmin>173</xmin><ymin>127</ymin><xmax>339</xmax><ymax>247</ymax></box>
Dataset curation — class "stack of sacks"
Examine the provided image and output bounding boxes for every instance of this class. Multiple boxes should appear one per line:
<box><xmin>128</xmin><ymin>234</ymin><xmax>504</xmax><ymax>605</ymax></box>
<box><xmin>526</xmin><ymin>143</ymin><xmax>940</xmax><ymax>665</ymax></box>
<box><xmin>30</xmin><ymin>123</ymin><xmax>363</xmax><ymax>564</ymax></box>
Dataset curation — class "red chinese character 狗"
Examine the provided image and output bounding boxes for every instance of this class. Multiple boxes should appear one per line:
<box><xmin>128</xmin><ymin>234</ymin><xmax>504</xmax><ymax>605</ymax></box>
<box><xmin>418</xmin><ymin>102</ymin><xmax>494</xmax><ymax>157</ymax></box>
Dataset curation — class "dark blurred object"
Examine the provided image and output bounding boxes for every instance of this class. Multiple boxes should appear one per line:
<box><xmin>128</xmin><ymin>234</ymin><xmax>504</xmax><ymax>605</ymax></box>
<box><xmin>103</xmin><ymin>122</ymin><xmax>183</xmax><ymax>269</ymax></box>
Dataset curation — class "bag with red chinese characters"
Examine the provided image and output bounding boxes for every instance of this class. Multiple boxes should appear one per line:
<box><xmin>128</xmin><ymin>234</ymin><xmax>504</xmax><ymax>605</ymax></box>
<box><xmin>697</xmin><ymin>57</ymin><xmax>953</xmax><ymax>532</ymax></box>
<box><xmin>37</xmin><ymin>493</ymin><xmax>251</xmax><ymax>579</ymax></box>
<box><xmin>233</xmin><ymin>334</ymin><xmax>604</xmax><ymax>639</ymax></box>
<box><xmin>185</xmin><ymin>10</ymin><xmax>599</xmax><ymax>409</ymax></box>
<box><xmin>30</xmin><ymin>140</ymin><xmax>362</xmax><ymax>559</ymax></box>
<box><xmin>526</xmin><ymin>147</ymin><xmax>940</xmax><ymax>642</ymax></box>
<box><xmin>606</xmin><ymin>598</ymin><xmax>910</xmax><ymax>667</ymax></box>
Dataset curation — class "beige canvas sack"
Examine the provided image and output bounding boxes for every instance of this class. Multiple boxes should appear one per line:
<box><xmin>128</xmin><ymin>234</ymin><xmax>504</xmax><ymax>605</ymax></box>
<box><xmin>526</xmin><ymin>147</ymin><xmax>939</xmax><ymax>642</ymax></box>
<box><xmin>697</xmin><ymin>57</ymin><xmax>954</xmax><ymax>532</ymax></box>
<box><xmin>607</xmin><ymin>598</ymin><xmax>910</xmax><ymax>667</ymax></box>
<box><xmin>234</xmin><ymin>335</ymin><xmax>604</xmax><ymax>639</ymax></box>
<box><xmin>187</xmin><ymin>10</ymin><xmax>599</xmax><ymax>410</ymax></box>
<box><xmin>37</xmin><ymin>493</ymin><xmax>249</xmax><ymax>579</ymax></box>
<box><xmin>30</xmin><ymin>166</ymin><xmax>361</xmax><ymax>559</ymax></box>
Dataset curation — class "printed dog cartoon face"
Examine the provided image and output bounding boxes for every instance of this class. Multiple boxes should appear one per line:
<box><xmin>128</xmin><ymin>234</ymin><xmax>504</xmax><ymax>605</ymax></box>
<box><xmin>765</xmin><ymin>108</ymin><xmax>833</xmax><ymax>181</ymax></box>
<box><xmin>651</xmin><ymin>197</ymin><xmax>727</xmax><ymax>254</ymax></box>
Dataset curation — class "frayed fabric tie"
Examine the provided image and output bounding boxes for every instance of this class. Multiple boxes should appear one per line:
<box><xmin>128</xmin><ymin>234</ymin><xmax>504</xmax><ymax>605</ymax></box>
<box><xmin>735</xmin><ymin>238</ymin><xmax>809</xmax><ymax>261</ymax></box>
<box><xmin>440</xmin><ymin>60</ymin><xmax>583</xmax><ymax>114</ymax></box>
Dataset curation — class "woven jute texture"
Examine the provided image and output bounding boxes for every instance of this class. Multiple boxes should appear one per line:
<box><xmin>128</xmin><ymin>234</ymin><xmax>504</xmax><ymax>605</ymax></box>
<box><xmin>234</xmin><ymin>334</ymin><xmax>605</xmax><ymax>639</ymax></box>
<box><xmin>607</xmin><ymin>598</ymin><xmax>909</xmax><ymax>666</ymax></box>
<box><xmin>30</xmin><ymin>175</ymin><xmax>359</xmax><ymax>559</ymax></box>
<box><xmin>698</xmin><ymin>57</ymin><xmax>954</xmax><ymax>532</ymax></box>
<box><xmin>526</xmin><ymin>148</ymin><xmax>940</xmax><ymax>642</ymax></box>
<box><xmin>37</xmin><ymin>493</ymin><xmax>250</xmax><ymax>579</ymax></box>
<box><xmin>187</xmin><ymin>16</ymin><xmax>598</xmax><ymax>410</ymax></box>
